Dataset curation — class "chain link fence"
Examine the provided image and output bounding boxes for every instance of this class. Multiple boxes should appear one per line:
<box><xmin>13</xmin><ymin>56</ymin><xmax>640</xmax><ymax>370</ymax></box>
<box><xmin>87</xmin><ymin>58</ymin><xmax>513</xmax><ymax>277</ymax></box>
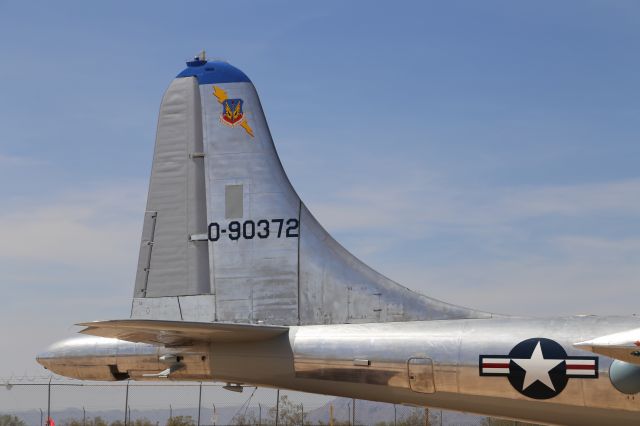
<box><xmin>0</xmin><ymin>378</ymin><xmax>533</xmax><ymax>426</ymax></box>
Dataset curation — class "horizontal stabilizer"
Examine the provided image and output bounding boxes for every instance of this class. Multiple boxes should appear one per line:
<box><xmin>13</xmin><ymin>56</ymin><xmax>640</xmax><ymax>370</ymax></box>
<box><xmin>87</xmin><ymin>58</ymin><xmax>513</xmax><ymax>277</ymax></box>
<box><xmin>78</xmin><ymin>319</ymin><xmax>288</xmax><ymax>347</ymax></box>
<box><xmin>574</xmin><ymin>328</ymin><xmax>640</xmax><ymax>365</ymax></box>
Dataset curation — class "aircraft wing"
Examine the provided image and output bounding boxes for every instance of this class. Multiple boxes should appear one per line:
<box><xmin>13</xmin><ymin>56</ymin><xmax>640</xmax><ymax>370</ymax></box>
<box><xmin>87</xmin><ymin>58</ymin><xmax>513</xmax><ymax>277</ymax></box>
<box><xmin>77</xmin><ymin>319</ymin><xmax>289</xmax><ymax>347</ymax></box>
<box><xmin>574</xmin><ymin>328</ymin><xmax>640</xmax><ymax>365</ymax></box>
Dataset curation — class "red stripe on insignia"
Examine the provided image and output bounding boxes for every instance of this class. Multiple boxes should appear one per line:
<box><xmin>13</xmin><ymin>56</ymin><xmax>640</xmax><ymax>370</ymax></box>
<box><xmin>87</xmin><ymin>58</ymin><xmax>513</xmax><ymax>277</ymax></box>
<box><xmin>566</xmin><ymin>365</ymin><xmax>595</xmax><ymax>370</ymax></box>
<box><xmin>482</xmin><ymin>363</ymin><xmax>510</xmax><ymax>368</ymax></box>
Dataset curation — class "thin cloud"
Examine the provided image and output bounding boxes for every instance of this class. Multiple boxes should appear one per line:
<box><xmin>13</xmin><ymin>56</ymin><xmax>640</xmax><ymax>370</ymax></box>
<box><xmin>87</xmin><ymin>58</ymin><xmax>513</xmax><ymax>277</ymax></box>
<box><xmin>0</xmin><ymin>153</ymin><xmax>46</xmax><ymax>166</ymax></box>
<box><xmin>0</xmin><ymin>181</ymin><xmax>146</xmax><ymax>266</ymax></box>
<box><xmin>310</xmin><ymin>178</ymin><xmax>640</xmax><ymax>234</ymax></box>
<box><xmin>416</xmin><ymin>257</ymin><xmax>639</xmax><ymax>316</ymax></box>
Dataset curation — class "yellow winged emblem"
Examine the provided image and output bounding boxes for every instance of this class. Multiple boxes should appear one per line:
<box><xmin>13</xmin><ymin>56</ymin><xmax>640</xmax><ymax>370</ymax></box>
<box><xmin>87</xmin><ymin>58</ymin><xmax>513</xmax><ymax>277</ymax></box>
<box><xmin>213</xmin><ymin>86</ymin><xmax>254</xmax><ymax>137</ymax></box>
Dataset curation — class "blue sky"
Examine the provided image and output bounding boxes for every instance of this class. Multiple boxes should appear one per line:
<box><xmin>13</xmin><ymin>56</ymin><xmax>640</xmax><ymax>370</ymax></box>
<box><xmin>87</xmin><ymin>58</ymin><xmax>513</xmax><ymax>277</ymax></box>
<box><xmin>0</xmin><ymin>1</ymin><xmax>639</xmax><ymax>379</ymax></box>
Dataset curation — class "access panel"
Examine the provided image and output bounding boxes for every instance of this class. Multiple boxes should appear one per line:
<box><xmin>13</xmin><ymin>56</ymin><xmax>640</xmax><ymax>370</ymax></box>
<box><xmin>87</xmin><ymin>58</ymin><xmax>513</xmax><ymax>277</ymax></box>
<box><xmin>408</xmin><ymin>357</ymin><xmax>436</xmax><ymax>393</ymax></box>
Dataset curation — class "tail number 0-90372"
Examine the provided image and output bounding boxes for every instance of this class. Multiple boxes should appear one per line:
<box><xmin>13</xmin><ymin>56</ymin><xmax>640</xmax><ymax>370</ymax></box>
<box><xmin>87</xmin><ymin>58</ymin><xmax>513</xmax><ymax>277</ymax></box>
<box><xmin>208</xmin><ymin>218</ymin><xmax>299</xmax><ymax>242</ymax></box>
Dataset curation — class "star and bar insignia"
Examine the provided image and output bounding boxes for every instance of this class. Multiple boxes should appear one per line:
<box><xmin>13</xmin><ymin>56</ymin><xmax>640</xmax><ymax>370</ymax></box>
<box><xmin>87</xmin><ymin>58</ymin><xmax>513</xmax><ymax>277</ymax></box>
<box><xmin>213</xmin><ymin>86</ymin><xmax>254</xmax><ymax>137</ymax></box>
<box><xmin>480</xmin><ymin>337</ymin><xmax>598</xmax><ymax>399</ymax></box>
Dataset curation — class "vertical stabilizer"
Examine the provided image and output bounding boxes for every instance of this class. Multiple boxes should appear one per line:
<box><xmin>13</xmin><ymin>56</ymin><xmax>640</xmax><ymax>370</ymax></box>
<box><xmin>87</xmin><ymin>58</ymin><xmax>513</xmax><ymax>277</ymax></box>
<box><xmin>131</xmin><ymin>59</ymin><xmax>492</xmax><ymax>324</ymax></box>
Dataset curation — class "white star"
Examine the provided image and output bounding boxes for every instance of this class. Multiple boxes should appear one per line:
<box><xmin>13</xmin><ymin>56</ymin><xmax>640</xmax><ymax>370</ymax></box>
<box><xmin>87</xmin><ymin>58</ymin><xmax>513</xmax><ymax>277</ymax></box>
<box><xmin>512</xmin><ymin>341</ymin><xmax>563</xmax><ymax>391</ymax></box>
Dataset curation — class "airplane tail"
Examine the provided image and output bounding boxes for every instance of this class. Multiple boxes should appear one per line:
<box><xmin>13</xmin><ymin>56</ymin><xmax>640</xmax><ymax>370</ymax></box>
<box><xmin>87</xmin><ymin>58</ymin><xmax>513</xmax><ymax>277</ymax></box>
<box><xmin>131</xmin><ymin>55</ymin><xmax>491</xmax><ymax>325</ymax></box>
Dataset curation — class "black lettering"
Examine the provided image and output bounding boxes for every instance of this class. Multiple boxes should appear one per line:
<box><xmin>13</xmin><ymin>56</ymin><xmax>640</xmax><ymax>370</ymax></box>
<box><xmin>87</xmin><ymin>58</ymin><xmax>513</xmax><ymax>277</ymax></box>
<box><xmin>272</xmin><ymin>219</ymin><xmax>284</xmax><ymax>238</ymax></box>
<box><xmin>257</xmin><ymin>219</ymin><xmax>269</xmax><ymax>239</ymax></box>
<box><xmin>208</xmin><ymin>223</ymin><xmax>220</xmax><ymax>242</ymax></box>
<box><xmin>228</xmin><ymin>221</ymin><xmax>241</xmax><ymax>241</ymax></box>
<box><xmin>243</xmin><ymin>220</ymin><xmax>255</xmax><ymax>239</ymax></box>
<box><xmin>286</xmin><ymin>218</ymin><xmax>299</xmax><ymax>238</ymax></box>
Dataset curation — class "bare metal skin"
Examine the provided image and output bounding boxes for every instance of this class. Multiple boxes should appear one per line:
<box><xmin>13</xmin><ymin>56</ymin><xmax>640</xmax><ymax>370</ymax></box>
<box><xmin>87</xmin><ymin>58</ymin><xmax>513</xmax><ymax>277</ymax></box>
<box><xmin>37</xmin><ymin>54</ymin><xmax>640</xmax><ymax>425</ymax></box>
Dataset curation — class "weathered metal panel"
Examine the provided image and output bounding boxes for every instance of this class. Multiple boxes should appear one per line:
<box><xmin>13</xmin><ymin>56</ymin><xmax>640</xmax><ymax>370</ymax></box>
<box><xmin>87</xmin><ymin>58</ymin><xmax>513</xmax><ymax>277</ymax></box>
<box><xmin>130</xmin><ymin>297</ymin><xmax>182</xmax><ymax>320</ymax></box>
<box><xmin>186</xmin><ymin>84</ymin><xmax>211</xmax><ymax>296</ymax></box>
<box><xmin>178</xmin><ymin>295</ymin><xmax>217</xmax><ymax>322</ymax></box>
<box><xmin>140</xmin><ymin>77</ymin><xmax>209</xmax><ymax>298</ymax></box>
<box><xmin>200</xmin><ymin>82</ymin><xmax>300</xmax><ymax>325</ymax></box>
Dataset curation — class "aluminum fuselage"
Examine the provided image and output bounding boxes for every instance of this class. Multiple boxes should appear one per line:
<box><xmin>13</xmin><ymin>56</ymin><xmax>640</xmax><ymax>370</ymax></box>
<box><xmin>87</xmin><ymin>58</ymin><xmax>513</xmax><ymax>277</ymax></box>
<box><xmin>38</xmin><ymin>315</ymin><xmax>640</xmax><ymax>425</ymax></box>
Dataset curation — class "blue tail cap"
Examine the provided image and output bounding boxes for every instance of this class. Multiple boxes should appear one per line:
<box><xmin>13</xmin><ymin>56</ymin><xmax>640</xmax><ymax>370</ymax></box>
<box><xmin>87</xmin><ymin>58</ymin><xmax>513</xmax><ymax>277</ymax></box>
<box><xmin>177</xmin><ymin>60</ymin><xmax>251</xmax><ymax>85</ymax></box>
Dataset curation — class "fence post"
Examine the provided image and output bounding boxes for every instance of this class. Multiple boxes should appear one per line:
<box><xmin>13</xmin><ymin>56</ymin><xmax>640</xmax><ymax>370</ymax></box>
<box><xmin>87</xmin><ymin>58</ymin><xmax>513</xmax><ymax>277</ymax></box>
<box><xmin>329</xmin><ymin>404</ymin><xmax>334</xmax><ymax>426</ymax></box>
<box><xmin>393</xmin><ymin>404</ymin><xmax>397</xmax><ymax>426</ymax></box>
<box><xmin>47</xmin><ymin>377</ymin><xmax>51</xmax><ymax>426</ymax></box>
<box><xmin>197</xmin><ymin>382</ymin><xmax>202</xmax><ymax>426</ymax></box>
<box><xmin>83</xmin><ymin>406</ymin><xmax>86</xmax><ymax>426</ymax></box>
<box><xmin>258</xmin><ymin>403</ymin><xmax>261</xmax><ymax>426</ymax></box>
<box><xmin>124</xmin><ymin>380</ymin><xmax>130</xmax><ymax>426</ymax></box>
<box><xmin>352</xmin><ymin>398</ymin><xmax>355</xmax><ymax>426</ymax></box>
<box><xmin>39</xmin><ymin>408</ymin><xmax>43</xmax><ymax>426</ymax></box>
<box><xmin>275</xmin><ymin>389</ymin><xmax>280</xmax><ymax>426</ymax></box>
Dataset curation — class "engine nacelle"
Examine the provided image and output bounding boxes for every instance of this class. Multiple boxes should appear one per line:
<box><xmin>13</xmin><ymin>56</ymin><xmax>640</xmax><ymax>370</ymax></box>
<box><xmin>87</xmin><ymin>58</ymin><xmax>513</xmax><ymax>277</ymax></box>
<box><xmin>610</xmin><ymin>360</ymin><xmax>640</xmax><ymax>394</ymax></box>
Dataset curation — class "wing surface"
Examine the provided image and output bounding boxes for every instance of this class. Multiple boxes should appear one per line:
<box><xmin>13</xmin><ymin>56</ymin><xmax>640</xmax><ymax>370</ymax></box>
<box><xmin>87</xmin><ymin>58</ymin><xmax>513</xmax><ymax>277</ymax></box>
<box><xmin>78</xmin><ymin>319</ymin><xmax>288</xmax><ymax>347</ymax></box>
<box><xmin>574</xmin><ymin>328</ymin><xmax>640</xmax><ymax>365</ymax></box>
